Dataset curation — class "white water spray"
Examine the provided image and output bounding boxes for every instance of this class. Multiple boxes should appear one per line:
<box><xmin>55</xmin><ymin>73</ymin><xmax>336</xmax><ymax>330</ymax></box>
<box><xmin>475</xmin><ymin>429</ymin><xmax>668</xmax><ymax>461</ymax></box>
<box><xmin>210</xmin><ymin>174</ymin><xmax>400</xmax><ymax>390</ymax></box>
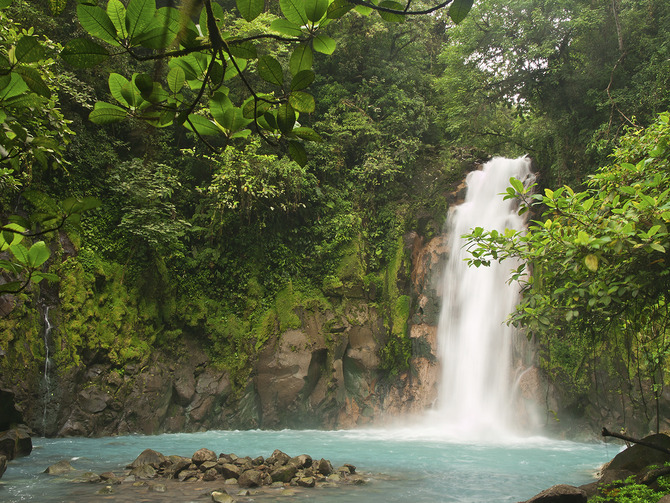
<box><xmin>436</xmin><ymin>157</ymin><xmax>533</xmax><ymax>437</ymax></box>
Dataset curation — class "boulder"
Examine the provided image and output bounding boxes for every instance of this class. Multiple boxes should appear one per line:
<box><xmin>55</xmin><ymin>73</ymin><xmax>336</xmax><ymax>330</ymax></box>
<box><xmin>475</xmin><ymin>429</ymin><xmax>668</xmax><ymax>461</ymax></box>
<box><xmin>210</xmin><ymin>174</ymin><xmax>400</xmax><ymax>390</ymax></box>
<box><xmin>523</xmin><ymin>484</ymin><xmax>587</xmax><ymax>503</ymax></box>
<box><xmin>297</xmin><ymin>476</ymin><xmax>316</xmax><ymax>488</ymax></box>
<box><xmin>203</xmin><ymin>467</ymin><xmax>218</xmax><ymax>481</ymax></box>
<box><xmin>238</xmin><ymin>469</ymin><xmax>263</xmax><ymax>487</ymax></box>
<box><xmin>129</xmin><ymin>448</ymin><xmax>167</xmax><ymax>468</ymax></box>
<box><xmin>130</xmin><ymin>464</ymin><xmax>157</xmax><ymax>479</ymax></box>
<box><xmin>44</xmin><ymin>459</ymin><xmax>75</xmax><ymax>475</ymax></box>
<box><xmin>267</xmin><ymin>449</ymin><xmax>291</xmax><ymax>466</ymax></box>
<box><xmin>192</xmin><ymin>448</ymin><xmax>217</xmax><ymax>464</ymax></box>
<box><xmin>211</xmin><ymin>491</ymin><xmax>234</xmax><ymax>503</ymax></box>
<box><xmin>270</xmin><ymin>464</ymin><xmax>298</xmax><ymax>483</ymax></box>
<box><xmin>603</xmin><ymin>434</ymin><xmax>670</xmax><ymax>475</ymax></box>
<box><xmin>316</xmin><ymin>458</ymin><xmax>333</xmax><ymax>475</ymax></box>
<box><xmin>0</xmin><ymin>425</ymin><xmax>32</xmax><ymax>460</ymax></box>
<box><xmin>219</xmin><ymin>463</ymin><xmax>241</xmax><ymax>479</ymax></box>
<box><xmin>289</xmin><ymin>454</ymin><xmax>312</xmax><ymax>469</ymax></box>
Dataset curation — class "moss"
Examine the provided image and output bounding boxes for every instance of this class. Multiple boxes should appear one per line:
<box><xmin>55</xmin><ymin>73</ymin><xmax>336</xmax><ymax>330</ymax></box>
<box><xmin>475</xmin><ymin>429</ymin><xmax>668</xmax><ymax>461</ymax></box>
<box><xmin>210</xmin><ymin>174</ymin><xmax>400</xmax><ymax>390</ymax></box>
<box><xmin>275</xmin><ymin>283</ymin><xmax>302</xmax><ymax>332</ymax></box>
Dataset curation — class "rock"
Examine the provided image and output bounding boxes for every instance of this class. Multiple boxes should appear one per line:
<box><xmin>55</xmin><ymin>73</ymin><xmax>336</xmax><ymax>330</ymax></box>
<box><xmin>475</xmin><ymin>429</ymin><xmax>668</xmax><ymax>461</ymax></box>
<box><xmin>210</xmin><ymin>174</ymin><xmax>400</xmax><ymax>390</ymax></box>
<box><xmin>297</xmin><ymin>476</ymin><xmax>316</xmax><ymax>487</ymax></box>
<box><xmin>129</xmin><ymin>448</ymin><xmax>167</xmax><ymax>468</ymax></box>
<box><xmin>0</xmin><ymin>389</ymin><xmax>24</xmax><ymax>431</ymax></box>
<box><xmin>44</xmin><ymin>460</ymin><xmax>74</xmax><ymax>475</ymax></box>
<box><xmin>148</xmin><ymin>483</ymin><xmax>167</xmax><ymax>492</ymax></box>
<box><xmin>78</xmin><ymin>387</ymin><xmax>110</xmax><ymax>414</ymax></box>
<box><xmin>238</xmin><ymin>469</ymin><xmax>263</xmax><ymax>487</ymax></box>
<box><xmin>177</xmin><ymin>469</ymin><xmax>200</xmax><ymax>481</ymax></box>
<box><xmin>327</xmin><ymin>473</ymin><xmax>341</xmax><ymax>482</ymax></box>
<box><xmin>0</xmin><ymin>426</ymin><xmax>32</xmax><ymax>460</ymax></box>
<box><xmin>163</xmin><ymin>456</ymin><xmax>191</xmax><ymax>478</ymax></box>
<box><xmin>199</xmin><ymin>460</ymin><xmax>218</xmax><ymax>472</ymax></box>
<box><xmin>252</xmin><ymin>456</ymin><xmax>264</xmax><ymax>466</ymax></box>
<box><xmin>523</xmin><ymin>484</ymin><xmax>587</xmax><ymax>503</ymax></box>
<box><xmin>0</xmin><ymin>454</ymin><xmax>6</xmax><ymax>480</ymax></box>
<box><xmin>130</xmin><ymin>464</ymin><xmax>157</xmax><ymax>479</ymax></box>
<box><xmin>658</xmin><ymin>496</ymin><xmax>670</xmax><ymax>503</ymax></box>
<box><xmin>211</xmin><ymin>491</ymin><xmax>234</xmax><ymax>503</ymax></box>
<box><xmin>316</xmin><ymin>458</ymin><xmax>333</xmax><ymax>475</ymax></box>
<box><xmin>603</xmin><ymin>434</ymin><xmax>670</xmax><ymax>474</ymax></box>
<box><xmin>192</xmin><ymin>448</ymin><xmax>217</xmax><ymax>464</ymax></box>
<box><xmin>219</xmin><ymin>463</ymin><xmax>241</xmax><ymax>479</ymax></box>
<box><xmin>97</xmin><ymin>485</ymin><xmax>114</xmax><ymax>495</ymax></box>
<box><xmin>289</xmin><ymin>454</ymin><xmax>312</xmax><ymax>469</ymax></box>
<box><xmin>238</xmin><ymin>489</ymin><xmax>251</xmax><ymax>496</ymax></box>
<box><xmin>203</xmin><ymin>467</ymin><xmax>219</xmax><ymax>481</ymax></box>
<box><xmin>270</xmin><ymin>464</ymin><xmax>298</xmax><ymax>483</ymax></box>
<box><xmin>267</xmin><ymin>449</ymin><xmax>291</xmax><ymax>466</ymax></box>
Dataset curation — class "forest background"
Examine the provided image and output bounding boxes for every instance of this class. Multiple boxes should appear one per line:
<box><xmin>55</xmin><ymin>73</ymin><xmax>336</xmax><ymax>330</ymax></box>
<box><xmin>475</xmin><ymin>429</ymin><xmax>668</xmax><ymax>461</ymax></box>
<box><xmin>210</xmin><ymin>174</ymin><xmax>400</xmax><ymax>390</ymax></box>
<box><xmin>1</xmin><ymin>0</ymin><xmax>669</xmax><ymax>435</ymax></box>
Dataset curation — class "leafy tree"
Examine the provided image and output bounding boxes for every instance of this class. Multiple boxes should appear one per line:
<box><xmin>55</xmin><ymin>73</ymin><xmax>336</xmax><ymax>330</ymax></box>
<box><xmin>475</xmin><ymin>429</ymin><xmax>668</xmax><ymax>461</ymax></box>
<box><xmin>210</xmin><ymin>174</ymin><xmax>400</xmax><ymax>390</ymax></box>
<box><xmin>465</xmin><ymin>112</ymin><xmax>670</xmax><ymax>430</ymax></box>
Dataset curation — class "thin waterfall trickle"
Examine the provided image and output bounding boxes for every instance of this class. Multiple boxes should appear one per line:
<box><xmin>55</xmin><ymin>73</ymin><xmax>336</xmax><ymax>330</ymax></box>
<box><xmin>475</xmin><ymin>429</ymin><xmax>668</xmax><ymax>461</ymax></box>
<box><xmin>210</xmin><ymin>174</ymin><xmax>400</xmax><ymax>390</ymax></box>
<box><xmin>436</xmin><ymin>157</ymin><xmax>533</xmax><ymax>437</ymax></box>
<box><xmin>42</xmin><ymin>305</ymin><xmax>53</xmax><ymax>436</ymax></box>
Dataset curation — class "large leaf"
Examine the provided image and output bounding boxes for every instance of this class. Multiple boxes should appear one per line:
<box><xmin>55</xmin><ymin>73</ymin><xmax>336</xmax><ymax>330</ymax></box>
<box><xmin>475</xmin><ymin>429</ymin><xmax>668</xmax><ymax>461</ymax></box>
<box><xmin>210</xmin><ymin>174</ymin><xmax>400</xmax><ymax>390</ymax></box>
<box><xmin>257</xmin><ymin>55</ymin><xmax>284</xmax><ymax>86</ymax></box>
<box><xmin>448</xmin><ymin>0</ymin><xmax>474</xmax><ymax>24</ymax></box>
<box><xmin>210</xmin><ymin>92</ymin><xmax>233</xmax><ymax>125</ymax></box>
<box><xmin>312</xmin><ymin>34</ymin><xmax>336</xmax><ymax>54</ymax></box>
<box><xmin>289</xmin><ymin>43</ymin><xmax>313</xmax><ymax>75</ymax></box>
<box><xmin>198</xmin><ymin>1</ymin><xmax>224</xmax><ymax>38</ymax></box>
<box><xmin>89</xmin><ymin>101</ymin><xmax>128</xmax><ymax>124</ymax></box>
<box><xmin>127</xmin><ymin>0</ymin><xmax>156</xmax><ymax>42</ymax></box>
<box><xmin>277</xmin><ymin>102</ymin><xmax>296</xmax><ymax>133</ymax></box>
<box><xmin>290</xmin><ymin>70</ymin><xmax>315</xmax><ymax>91</ymax></box>
<box><xmin>378</xmin><ymin>1</ymin><xmax>405</xmax><ymax>22</ymax></box>
<box><xmin>108</xmin><ymin>73</ymin><xmax>134</xmax><ymax>107</ymax></box>
<box><xmin>0</xmin><ymin>73</ymin><xmax>28</xmax><ymax>101</ymax></box>
<box><xmin>289</xmin><ymin>91</ymin><xmax>315</xmax><ymax>112</ymax></box>
<box><xmin>185</xmin><ymin>114</ymin><xmax>223</xmax><ymax>136</ymax></box>
<box><xmin>14</xmin><ymin>36</ymin><xmax>46</xmax><ymax>64</ymax></box>
<box><xmin>167</xmin><ymin>66</ymin><xmax>185</xmax><ymax>93</ymax></box>
<box><xmin>291</xmin><ymin>126</ymin><xmax>322</xmax><ymax>141</ymax></box>
<box><xmin>236</xmin><ymin>0</ymin><xmax>264</xmax><ymax>21</ymax></box>
<box><xmin>228</xmin><ymin>41</ymin><xmax>257</xmax><ymax>60</ymax></box>
<box><xmin>26</xmin><ymin>241</ymin><xmax>50</xmax><ymax>268</ymax></box>
<box><xmin>14</xmin><ymin>66</ymin><xmax>51</xmax><ymax>98</ymax></box>
<box><xmin>280</xmin><ymin>0</ymin><xmax>309</xmax><ymax>26</ymax></box>
<box><xmin>270</xmin><ymin>19</ymin><xmax>303</xmax><ymax>37</ymax></box>
<box><xmin>327</xmin><ymin>0</ymin><xmax>354</xmax><ymax>18</ymax></box>
<box><xmin>304</xmin><ymin>0</ymin><xmax>328</xmax><ymax>22</ymax></box>
<box><xmin>288</xmin><ymin>140</ymin><xmax>307</xmax><ymax>167</ymax></box>
<box><xmin>76</xmin><ymin>4</ymin><xmax>120</xmax><ymax>45</ymax></box>
<box><xmin>107</xmin><ymin>0</ymin><xmax>128</xmax><ymax>39</ymax></box>
<box><xmin>60</xmin><ymin>38</ymin><xmax>110</xmax><ymax>68</ymax></box>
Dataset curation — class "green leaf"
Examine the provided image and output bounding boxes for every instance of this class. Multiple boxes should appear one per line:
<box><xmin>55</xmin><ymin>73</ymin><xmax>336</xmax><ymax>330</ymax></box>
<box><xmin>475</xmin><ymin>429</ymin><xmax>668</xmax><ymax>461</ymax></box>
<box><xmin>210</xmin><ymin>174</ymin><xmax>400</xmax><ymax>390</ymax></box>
<box><xmin>354</xmin><ymin>4</ymin><xmax>373</xmax><ymax>16</ymax></box>
<box><xmin>228</xmin><ymin>41</ymin><xmax>257</xmax><ymax>59</ymax></box>
<box><xmin>0</xmin><ymin>73</ymin><xmax>28</xmax><ymax>100</ymax></box>
<box><xmin>13</xmin><ymin>66</ymin><xmax>51</xmax><ymax>98</ymax></box>
<box><xmin>290</xmin><ymin>70</ymin><xmax>315</xmax><ymax>91</ymax></box>
<box><xmin>210</xmin><ymin>91</ymin><xmax>233</xmax><ymax>125</ymax></box>
<box><xmin>509</xmin><ymin>177</ymin><xmax>524</xmax><ymax>194</ymax></box>
<box><xmin>288</xmin><ymin>140</ymin><xmax>307</xmax><ymax>166</ymax></box>
<box><xmin>107</xmin><ymin>0</ymin><xmax>128</xmax><ymax>39</ymax></box>
<box><xmin>584</xmin><ymin>254</ymin><xmax>598</xmax><ymax>272</ymax></box>
<box><xmin>378</xmin><ymin>1</ymin><xmax>405</xmax><ymax>22</ymax></box>
<box><xmin>134</xmin><ymin>73</ymin><xmax>153</xmax><ymax>96</ymax></box>
<box><xmin>126</xmin><ymin>0</ymin><xmax>156</xmax><ymax>42</ymax></box>
<box><xmin>0</xmin><ymin>282</ymin><xmax>23</xmax><ymax>293</ymax></box>
<box><xmin>167</xmin><ymin>66</ymin><xmax>185</xmax><ymax>93</ymax></box>
<box><xmin>291</xmin><ymin>126</ymin><xmax>322</xmax><ymax>141</ymax></box>
<box><xmin>185</xmin><ymin>114</ymin><xmax>223</xmax><ymax>136</ymax></box>
<box><xmin>108</xmin><ymin>73</ymin><xmax>133</xmax><ymax>107</ymax></box>
<box><xmin>270</xmin><ymin>19</ymin><xmax>304</xmax><ymax>37</ymax></box>
<box><xmin>277</xmin><ymin>102</ymin><xmax>296</xmax><ymax>133</ymax></box>
<box><xmin>10</xmin><ymin>243</ymin><xmax>29</xmax><ymax>265</ymax></box>
<box><xmin>327</xmin><ymin>0</ymin><xmax>354</xmax><ymax>18</ymax></box>
<box><xmin>312</xmin><ymin>34</ymin><xmax>336</xmax><ymax>54</ymax></box>
<box><xmin>289</xmin><ymin>91</ymin><xmax>315</xmax><ymax>113</ymax></box>
<box><xmin>89</xmin><ymin>101</ymin><xmax>128</xmax><ymax>124</ymax></box>
<box><xmin>14</xmin><ymin>36</ymin><xmax>46</xmax><ymax>63</ymax></box>
<box><xmin>280</xmin><ymin>0</ymin><xmax>309</xmax><ymax>26</ymax></box>
<box><xmin>61</xmin><ymin>38</ymin><xmax>109</xmax><ymax>67</ymax></box>
<box><xmin>76</xmin><ymin>4</ymin><xmax>120</xmax><ymax>45</ymax></box>
<box><xmin>289</xmin><ymin>43</ymin><xmax>313</xmax><ymax>76</ymax></box>
<box><xmin>32</xmin><ymin>272</ymin><xmax>60</xmax><ymax>283</ymax></box>
<box><xmin>448</xmin><ymin>0</ymin><xmax>473</xmax><ymax>24</ymax></box>
<box><xmin>242</xmin><ymin>95</ymin><xmax>274</xmax><ymax>118</ymax></box>
<box><xmin>236</xmin><ymin>0</ymin><xmax>264</xmax><ymax>21</ymax></box>
<box><xmin>257</xmin><ymin>55</ymin><xmax>284</xmax><ymax>86</ymax></box>
<box><xmin>304</xmin><ymin>0</ymin><xmax>328</xmax><ymax>22</ymax></box>
<box><xmin>650</xmin><ymin>242</ymin><xmax>666</xmax><ymax>253</ymax></box>
<box><xmin>27</xmin><ymin>241</ymin><xmax>50</xmax><ymax>268</ymax></box>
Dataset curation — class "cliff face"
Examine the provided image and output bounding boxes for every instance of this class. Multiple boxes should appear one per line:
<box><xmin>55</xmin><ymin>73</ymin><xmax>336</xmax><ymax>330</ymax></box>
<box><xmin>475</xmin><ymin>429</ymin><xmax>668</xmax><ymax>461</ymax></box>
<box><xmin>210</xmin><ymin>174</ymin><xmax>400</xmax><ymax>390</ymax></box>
<box><xmin>1</xmin><ymin>230</ymin><xmax>448</xmax><ymax>436</ymax></box>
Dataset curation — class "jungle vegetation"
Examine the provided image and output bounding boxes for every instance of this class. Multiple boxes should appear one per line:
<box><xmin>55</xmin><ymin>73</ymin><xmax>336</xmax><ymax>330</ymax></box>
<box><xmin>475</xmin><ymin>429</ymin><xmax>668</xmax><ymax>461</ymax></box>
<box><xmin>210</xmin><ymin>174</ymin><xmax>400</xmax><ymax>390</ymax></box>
<box><xmin>0</xmin><ymin>0</ymin><xmax>669</xmax><ymax>423</ymax></box>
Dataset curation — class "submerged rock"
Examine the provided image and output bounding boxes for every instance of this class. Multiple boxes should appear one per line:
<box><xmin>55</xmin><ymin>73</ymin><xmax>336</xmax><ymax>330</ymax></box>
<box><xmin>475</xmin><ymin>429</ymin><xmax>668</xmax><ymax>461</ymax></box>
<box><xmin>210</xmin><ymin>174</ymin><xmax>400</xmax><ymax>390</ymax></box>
<box><xmin>44</xmin><ymin>459</ymin><xmax>75</xmax><ymax>475</ymax></box>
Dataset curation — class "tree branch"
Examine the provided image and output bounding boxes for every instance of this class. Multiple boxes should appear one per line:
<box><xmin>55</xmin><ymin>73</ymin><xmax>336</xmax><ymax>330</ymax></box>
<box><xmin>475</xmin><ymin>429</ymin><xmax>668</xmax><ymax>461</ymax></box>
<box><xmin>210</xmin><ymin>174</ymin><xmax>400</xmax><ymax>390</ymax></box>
<box><xmin>602</xmin><ymin>427</ymin><xmax>670</xmax><ymax>456</ymax></box>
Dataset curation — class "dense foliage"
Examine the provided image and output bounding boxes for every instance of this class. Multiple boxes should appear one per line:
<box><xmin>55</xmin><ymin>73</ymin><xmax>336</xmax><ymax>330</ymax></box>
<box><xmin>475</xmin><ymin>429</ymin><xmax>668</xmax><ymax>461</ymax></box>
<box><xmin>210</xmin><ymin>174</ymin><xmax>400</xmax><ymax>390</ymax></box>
<box><xmin>0</xmin><ymin>0</ymin><xmax>669</xmax><ymax>427</ymax></box>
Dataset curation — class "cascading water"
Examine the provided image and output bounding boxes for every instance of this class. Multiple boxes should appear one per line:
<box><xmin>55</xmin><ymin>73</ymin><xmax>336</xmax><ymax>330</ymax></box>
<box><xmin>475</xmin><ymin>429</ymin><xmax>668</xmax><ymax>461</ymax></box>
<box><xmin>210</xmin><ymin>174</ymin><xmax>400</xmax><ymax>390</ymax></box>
<box><xmin>436</xmin><ymin>156</ymin><xmax>533</xmax><ymax>438</ymax></box>
<box><xmin>41</xmin><ymin>305</ymin><xmax>53</xmax><ymax>436</ymax></box>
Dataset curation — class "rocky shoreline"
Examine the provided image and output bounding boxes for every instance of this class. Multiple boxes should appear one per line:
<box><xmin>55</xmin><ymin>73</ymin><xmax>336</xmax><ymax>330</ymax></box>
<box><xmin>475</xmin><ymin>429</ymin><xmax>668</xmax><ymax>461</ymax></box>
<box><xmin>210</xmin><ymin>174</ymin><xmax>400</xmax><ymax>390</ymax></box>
<box><xmin>44</xmin><ymin>447</ymin><xmax>366</xmax><ymax>502</ymax></box>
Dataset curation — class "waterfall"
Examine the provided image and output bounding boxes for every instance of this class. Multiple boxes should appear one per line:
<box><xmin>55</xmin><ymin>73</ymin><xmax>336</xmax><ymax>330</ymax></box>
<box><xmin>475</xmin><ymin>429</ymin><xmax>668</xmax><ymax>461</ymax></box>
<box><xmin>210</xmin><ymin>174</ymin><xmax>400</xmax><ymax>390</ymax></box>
<box><xmin>436</xmin><ymin>157</ymin><xmax>533</xmax><ymax>437</ymax></box>
<box><xmin>42</xmin><ymin>306</ymin><xmax>53</xmax><ymax>436</ymax></box>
